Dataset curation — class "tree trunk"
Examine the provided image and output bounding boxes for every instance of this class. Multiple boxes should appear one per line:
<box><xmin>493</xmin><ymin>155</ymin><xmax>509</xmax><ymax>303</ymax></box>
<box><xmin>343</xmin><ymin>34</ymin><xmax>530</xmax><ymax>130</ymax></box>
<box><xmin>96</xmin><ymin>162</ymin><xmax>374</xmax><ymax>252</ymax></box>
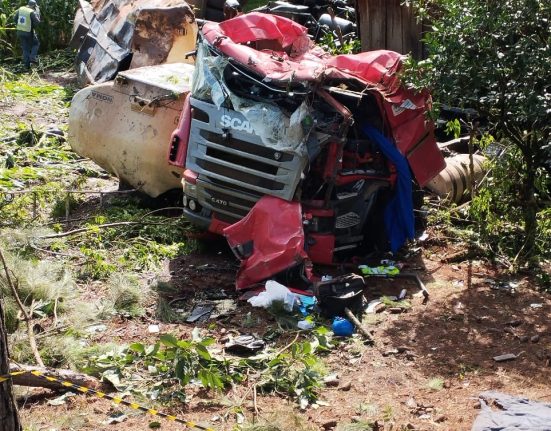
<box><xmin>0</xmin><ymin>298</ymin><xmax>22</xmax><ymax>431</ymax></box>
<box><xmin>523</xmin><ymin>154</ymin><xmax>538</xmax><ymax>260</ymax></box>
<box><xmin>8</xmin><ymin>364</ymin><xmax>106</xmax><ymax>392</ymax></box>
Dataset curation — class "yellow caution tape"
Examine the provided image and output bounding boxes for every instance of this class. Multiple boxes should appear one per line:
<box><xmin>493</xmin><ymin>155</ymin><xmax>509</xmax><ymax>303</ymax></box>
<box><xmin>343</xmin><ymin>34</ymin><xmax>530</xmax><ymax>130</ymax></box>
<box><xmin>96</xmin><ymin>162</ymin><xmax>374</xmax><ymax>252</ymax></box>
<box><xmin>0</xmin><ymin>370</ymin><xmax>216</xmax><ymax>431</ymax></box>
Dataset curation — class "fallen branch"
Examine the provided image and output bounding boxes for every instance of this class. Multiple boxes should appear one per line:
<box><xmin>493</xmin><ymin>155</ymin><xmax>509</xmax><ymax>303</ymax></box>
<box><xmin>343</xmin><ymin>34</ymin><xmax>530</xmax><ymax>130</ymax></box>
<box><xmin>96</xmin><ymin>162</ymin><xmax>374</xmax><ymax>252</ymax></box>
<box><xmin>38</xmin><ymin>220</ymin><xmax>178</xmax><ymax>240</ymax></box>
<box><xmin>38</xmin><ymin>221</ymin><xmax>142</xmax><ymax>239</ymax></box>
<box><xmin>344</xmin><ymin>307</ymin><xmax>373</xmax><ymax>344</ymax></box>
<box><xmin>9</xmin><ymin>363</ymin><xmax>107</xmax><ymax>392</ymax></box>
<box><xmin>0</xmin><ymin>248</ymin><xmax>44</xmax><ymax>367</ymax></box>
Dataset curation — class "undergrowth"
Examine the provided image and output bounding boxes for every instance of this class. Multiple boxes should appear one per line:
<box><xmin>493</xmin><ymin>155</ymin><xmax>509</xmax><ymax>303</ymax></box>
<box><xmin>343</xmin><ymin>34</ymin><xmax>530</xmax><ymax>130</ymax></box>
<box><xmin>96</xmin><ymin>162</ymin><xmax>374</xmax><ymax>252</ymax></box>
<box><xmin>84</xmin><ymin>327</ymin><xmax>333</xmax><ymax>408</ymax></box>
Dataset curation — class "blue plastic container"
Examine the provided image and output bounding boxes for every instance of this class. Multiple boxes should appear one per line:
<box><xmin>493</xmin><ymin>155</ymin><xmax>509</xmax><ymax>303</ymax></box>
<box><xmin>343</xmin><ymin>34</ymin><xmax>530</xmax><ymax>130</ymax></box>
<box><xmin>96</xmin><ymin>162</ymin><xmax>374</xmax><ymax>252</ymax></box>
<box><xmin>332</xmin><ymin>317</ymin><xmax>354</xmax><ymax>336</ymax></box>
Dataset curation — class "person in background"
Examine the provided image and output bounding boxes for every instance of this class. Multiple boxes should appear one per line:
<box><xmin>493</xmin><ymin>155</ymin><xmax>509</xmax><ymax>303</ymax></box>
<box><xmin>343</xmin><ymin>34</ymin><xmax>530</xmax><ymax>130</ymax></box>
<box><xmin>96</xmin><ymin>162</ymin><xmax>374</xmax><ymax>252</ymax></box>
<box><xmin>14</xmin><ymin>0</ymin><xmax>41</xmax><ymax>69</ymax></box>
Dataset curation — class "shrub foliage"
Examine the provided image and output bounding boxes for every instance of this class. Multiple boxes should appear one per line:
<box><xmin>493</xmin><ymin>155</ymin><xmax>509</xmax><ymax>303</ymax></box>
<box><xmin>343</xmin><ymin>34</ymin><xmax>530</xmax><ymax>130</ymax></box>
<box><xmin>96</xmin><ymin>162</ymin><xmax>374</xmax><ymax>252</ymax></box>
<box><xmin>405</xmin><ymin>0</ymin><xmax>551</xmax><ymax>262</ymax></box>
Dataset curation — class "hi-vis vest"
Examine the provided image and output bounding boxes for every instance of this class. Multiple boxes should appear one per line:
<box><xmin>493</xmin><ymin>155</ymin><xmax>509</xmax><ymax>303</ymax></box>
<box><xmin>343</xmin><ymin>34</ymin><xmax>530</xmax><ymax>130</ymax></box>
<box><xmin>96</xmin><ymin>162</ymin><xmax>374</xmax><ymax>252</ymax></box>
<box><xmin>16</xmin><ymin>6</ymin><xmax>33</xmax><ymax>32</ymax></box>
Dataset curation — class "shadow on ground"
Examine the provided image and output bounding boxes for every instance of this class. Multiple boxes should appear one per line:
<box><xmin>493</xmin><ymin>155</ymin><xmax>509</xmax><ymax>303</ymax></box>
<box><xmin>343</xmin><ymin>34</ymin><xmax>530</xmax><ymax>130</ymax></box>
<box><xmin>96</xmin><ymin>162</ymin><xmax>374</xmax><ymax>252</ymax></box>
<box><xmin>382</xmin><ymin>281</ymin><xmax>551</xmax><ymax>385</ymax></box>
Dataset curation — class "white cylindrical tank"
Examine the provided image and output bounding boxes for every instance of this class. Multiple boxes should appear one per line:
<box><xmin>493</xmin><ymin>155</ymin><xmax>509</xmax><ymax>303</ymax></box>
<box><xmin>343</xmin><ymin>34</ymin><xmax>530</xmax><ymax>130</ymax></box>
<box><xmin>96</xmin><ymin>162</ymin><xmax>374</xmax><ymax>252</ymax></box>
<box><xmin>425</xmin><ymin>153</ymin><xmax>486</xmax><ymax>203</ymax></box>
<box><xmin>68</xmin><ymin>63</ymin><xmax>195</xmax><ymax>197</ymax></box>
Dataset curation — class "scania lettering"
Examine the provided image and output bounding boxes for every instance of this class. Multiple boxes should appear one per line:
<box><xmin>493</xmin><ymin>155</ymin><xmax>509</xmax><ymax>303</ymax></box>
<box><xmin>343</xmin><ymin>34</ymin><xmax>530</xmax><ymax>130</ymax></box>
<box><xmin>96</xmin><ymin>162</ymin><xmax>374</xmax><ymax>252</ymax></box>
<box><xmin>220</xmin><ymin>115</ymin><xmax>253</xmax><ymax>134</ymax></box>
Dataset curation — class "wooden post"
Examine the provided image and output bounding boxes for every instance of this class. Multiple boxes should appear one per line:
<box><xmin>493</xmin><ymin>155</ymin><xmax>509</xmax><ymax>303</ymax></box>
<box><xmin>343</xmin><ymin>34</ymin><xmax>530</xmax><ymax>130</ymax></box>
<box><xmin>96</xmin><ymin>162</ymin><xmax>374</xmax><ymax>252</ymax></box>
<box><xmin>356</xmin><ymin>0</ymin><xmax>423</xmax><ymax>58</ymax></box>
<box><xmin>0</xmin><ymin>297</ymin><xmax>22</xmax><ymax>431</ymax></box>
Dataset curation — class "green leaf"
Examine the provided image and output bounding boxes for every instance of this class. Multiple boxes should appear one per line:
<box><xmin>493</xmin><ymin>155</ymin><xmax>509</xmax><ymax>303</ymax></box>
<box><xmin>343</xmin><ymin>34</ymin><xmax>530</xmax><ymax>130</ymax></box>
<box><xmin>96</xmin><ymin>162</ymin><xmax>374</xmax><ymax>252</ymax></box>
<box><xmin>175</xmin><ymin>359</ymin><xmax>187</xmax><ymax>382</ymax></box>
<box><xmin>145</xmin><ymin>343</ymin><xmax>160</xmax><ymax>357</ymax></box>
<box><xmin>176</xmin><ymin>340</ymin><xmax>191</xmax><ymax>349</ymax></box>
<box><xmin>198</xmin><ymin>370</ymin><xmax>210</xmax><ymax>388</ymax></box>
<box><xmin>200</xmin><ymin>337</ymin><xmax>216</xmax><ymax>346</ymax></box>
<box><xmin>195</xmin><ymin>344</ymin><xmax>212</xmax><ymax>361</ymax></box>
<box><xmin>268</xmin><ymin>357</ymin><xmax>282</xmax><ymax>367</ymax></box>
<box><xmin>128</xmin><ymin>343</ymin><xmax>145</xmax><ymax>355</ymax></box>
<box><xmin>159</xmin><ymin>334</ymin><xmax>179</xmax><ymax>347</ymax></box>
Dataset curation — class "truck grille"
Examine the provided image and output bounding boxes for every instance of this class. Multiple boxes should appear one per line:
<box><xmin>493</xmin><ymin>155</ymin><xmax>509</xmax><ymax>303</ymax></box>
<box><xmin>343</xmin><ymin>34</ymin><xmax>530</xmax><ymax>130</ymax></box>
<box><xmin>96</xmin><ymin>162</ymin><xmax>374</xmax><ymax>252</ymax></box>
<box><xmin>186</xmin><ymin>98</ymin><xmax>307</xmax><ymax>220</ymax></box>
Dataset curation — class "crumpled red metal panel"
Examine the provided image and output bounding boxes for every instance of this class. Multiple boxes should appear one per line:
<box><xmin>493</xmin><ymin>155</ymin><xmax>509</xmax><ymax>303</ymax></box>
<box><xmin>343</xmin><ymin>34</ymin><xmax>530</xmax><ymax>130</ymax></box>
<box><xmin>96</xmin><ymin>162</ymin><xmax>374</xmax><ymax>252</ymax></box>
<box><xmin>202</xmin><ymin>13</ymin><xmax>445</xmax><ymax>187</ymax></box>
<box><xmin>202</xmin><ymin>15</ymin><xmax>327</xmax><ymax>82</ymax></box>
<box><xmin>215</xmin><ymin>12</ymin><xmax>308</xmax><ymax>48</ymax></box>
<box><xmin>223</xmin><ymin>195</ymin><xmax>309</xmax><ymax>290</ymax></box>
<box><xmin>326</xmin><ymin>52</ymin><xmax>446</xmax><ymax>185</ymax></box>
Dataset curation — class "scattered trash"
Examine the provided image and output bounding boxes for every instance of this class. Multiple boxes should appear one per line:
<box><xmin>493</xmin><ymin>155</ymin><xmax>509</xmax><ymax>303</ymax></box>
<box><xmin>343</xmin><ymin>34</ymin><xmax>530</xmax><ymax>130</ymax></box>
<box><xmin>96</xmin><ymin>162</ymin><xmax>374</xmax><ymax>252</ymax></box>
<box><xmin>85</xmin><ymin>324</ymin><xmax>107</xmax><ymax>333</ymax></box>
<box><xmin>186</xmin><ymin>303</ymin><xmax>215</xmax><ymax>323</ymax></box>
<box><xmin>361</xmin><ymin>271</ymin><xmax>430</xmax><ymax>304</ymax></box>
<box><xmin>417</xmin><ymin>231</ymin><xmax>429</xmax><ymax>242</ymax></box>
<box><xmin>399</xmin><ymin>289</ymin><xmax>408</xmax><ymax>300</ymax></box>
<box><xmin>103</xmin><ymin>412</ymin><xmax>128</xmax><ymax>425</ymax></box>
<box><xmin>493</xmin><ymin>353</ymin><xmax>521</xmax><ymax>362</ymax></box>
<box><xmin>365</xmin><ymin>299</ymin><xmax>384</xmax><ymax>314</ymax></box>
<box><xmin>298</xmin><ymin>320</ymin><xmax>315</xmax><ymax>330</ymax></box>
<box><xmin>297</xmin><ymin>294</ymin><xmax>317</xmax><ymax>316</ymax></box>
<box><xmin>530</xmin><ymin>303</ymin><xmax>543</xmax><ymax>309</ymax></box>
<box><xmin>315</xmin><ymin>274</ymin><xmax>365</xmax><ymax>316</ymax></box>
<box><xmin>472</xmin><ymin>391</ymin><xmax>551</xmax><ymax>431</ymax></box>
<box><xmin>359</xmin><ymin>264</ymin><xmax>400</xmax><ymax>276</ymax></box>
<box><xmin>47</xmin><ymin>391</ymin><xmax>77</xmax><ymax>406</ymax></box>
<box><xmin>247</xmin><ymin>280</ymin><xmax>297</xmax><ymax>310</ymax></box>
<box><xmin>225</xmin><ymin>334</ymin><xmax>265</xmax><ymax>355</ymax></box>
<box><xmin>148</xmin><ymin>324</ymin><xmax>160</xmax><ymax>333</ymax></box>
<box><xmin>490</xmin><ymin>280</ymin><xmax>519</xmax><ymax>294</ymax></box>
<box><xmin>332</xmin><ymin>317</ymin><xmax>354</xmax><ymax>337</ymax></box>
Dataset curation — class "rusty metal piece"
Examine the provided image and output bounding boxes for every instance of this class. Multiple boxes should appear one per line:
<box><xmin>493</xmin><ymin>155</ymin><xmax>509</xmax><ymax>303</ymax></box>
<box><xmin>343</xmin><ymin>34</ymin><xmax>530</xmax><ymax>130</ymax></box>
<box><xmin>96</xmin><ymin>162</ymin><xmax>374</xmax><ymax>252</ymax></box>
<box><xmin>130</xmin><ymin>5</ymin><xmax>197</xmax><ymax>69</ymax></box>
<box><xmin>72</xmin><ymin>0</ymin><xmax>197</xmax><ymax>85</ymax></box>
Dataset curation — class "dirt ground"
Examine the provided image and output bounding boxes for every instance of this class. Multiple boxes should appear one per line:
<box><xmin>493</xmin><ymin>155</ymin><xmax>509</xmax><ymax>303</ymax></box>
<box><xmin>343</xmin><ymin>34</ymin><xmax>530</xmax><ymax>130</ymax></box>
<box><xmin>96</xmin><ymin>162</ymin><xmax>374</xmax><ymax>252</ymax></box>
<box><xmin>3</xmin><ymin>66</ymin><xmax>550</xmax><ymax>431</ymax></box>
<box><xmin>15</xmin><ymin>235</ymin><xmax>551</xmax><ymax>431</ymax></box>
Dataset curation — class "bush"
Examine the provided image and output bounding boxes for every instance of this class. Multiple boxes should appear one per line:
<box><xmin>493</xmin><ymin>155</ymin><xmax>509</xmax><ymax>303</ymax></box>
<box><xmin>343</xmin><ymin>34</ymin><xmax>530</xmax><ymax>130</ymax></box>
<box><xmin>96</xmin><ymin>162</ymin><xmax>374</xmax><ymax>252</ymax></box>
<box><xmin>405</xmin><ymin>0</ymin><xmax>551</xmax><ymax>264</ymax></box>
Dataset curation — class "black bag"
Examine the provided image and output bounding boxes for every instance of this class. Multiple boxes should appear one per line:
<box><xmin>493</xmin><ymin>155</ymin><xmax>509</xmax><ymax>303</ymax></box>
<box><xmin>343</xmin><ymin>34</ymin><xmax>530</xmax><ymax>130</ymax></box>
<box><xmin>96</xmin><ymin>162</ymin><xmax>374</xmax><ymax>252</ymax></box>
<box><xmin>314</xmin><ymin>273</ymin><xmax>365</xmax><ymax>316</ymax></box>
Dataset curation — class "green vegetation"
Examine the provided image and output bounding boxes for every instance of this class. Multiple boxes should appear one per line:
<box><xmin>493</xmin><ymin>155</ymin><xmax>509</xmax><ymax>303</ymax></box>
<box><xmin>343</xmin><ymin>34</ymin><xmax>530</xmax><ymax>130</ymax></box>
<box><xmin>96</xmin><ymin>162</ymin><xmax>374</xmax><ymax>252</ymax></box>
<box><xmin>320</xmin><ymin>32</ymin><xmax>361</xmax><ymax>55</ymax></box>
<box><xmin>405</xmin><ymin>0</ymin><xmax>551</xmax><ymax>269</ymax></box>
<box><xmin>244</xmin><ymin>0</ymin><xmax>267</xmax><ymax>11</ymax></box>
<box><xmin>0</xmin><ymin>0</ymin><xmax>78</xmax><ymax>59</ymax></box>
<box><xmin>84</xmin><ymin>328</ymin><xmax>332</xmax><ymax>407</ymax></box>
<box><xmin>0</xmin><ymin>53</ymin><xmax>196</xmax><ymax>375</ymax></box>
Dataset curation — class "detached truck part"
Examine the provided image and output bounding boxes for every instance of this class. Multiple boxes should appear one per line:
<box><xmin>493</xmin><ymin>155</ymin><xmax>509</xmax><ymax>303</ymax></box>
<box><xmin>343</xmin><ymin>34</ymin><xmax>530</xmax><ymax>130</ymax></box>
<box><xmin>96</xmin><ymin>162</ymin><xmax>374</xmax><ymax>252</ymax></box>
<box><xmin>68</xmin><ymin>62</ymin><xmax>194</xmax><ymax>197</ymax></box>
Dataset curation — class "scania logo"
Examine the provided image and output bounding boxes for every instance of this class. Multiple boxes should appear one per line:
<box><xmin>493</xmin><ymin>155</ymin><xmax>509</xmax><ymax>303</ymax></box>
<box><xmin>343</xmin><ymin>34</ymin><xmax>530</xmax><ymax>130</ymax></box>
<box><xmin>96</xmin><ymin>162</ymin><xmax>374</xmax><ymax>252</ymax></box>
<box><xmin>211</xmin><ymin>197</ymin><xmax>228</xmax><ymax>206</ymax></box>
<box><xmin>220</xmin><ymin>114</ymin><xmax>254</xmax><ymax>134</ymax></box>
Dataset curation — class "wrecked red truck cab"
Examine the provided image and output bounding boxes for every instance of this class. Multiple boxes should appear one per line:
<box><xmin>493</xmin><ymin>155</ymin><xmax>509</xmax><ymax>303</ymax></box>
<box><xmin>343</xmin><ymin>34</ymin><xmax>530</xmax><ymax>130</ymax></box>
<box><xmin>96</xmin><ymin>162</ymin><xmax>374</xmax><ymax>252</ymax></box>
<box><xmin>167</xmin><ymin>13</ymin><xmax>444</xmax><ymax>284</ymax></box>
